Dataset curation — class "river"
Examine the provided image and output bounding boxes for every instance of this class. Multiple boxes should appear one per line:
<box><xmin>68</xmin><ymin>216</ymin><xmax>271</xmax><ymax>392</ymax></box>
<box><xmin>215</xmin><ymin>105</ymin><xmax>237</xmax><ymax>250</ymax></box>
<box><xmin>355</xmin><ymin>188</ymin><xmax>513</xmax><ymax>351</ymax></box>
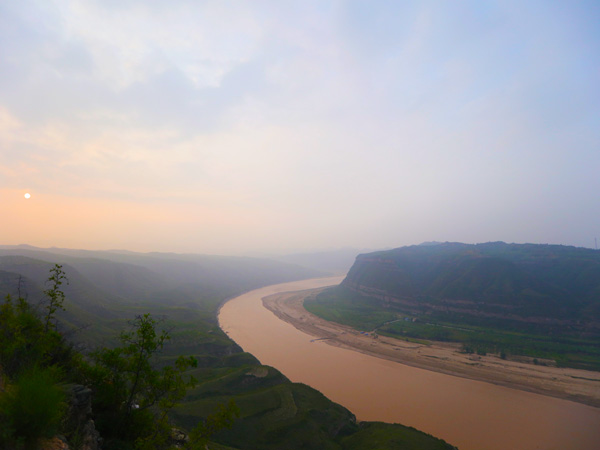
<box><xmin>218</xmin><ymin>277</ymin><xmax>600</xmax><ymax>450</ymax></box>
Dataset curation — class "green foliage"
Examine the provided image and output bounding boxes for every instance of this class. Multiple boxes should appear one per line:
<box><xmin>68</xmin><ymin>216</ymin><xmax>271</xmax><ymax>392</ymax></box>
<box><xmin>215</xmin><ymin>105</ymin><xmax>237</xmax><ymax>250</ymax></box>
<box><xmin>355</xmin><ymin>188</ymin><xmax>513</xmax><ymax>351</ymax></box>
<box><xmin>309</xmin><ymin>286</ymin><xmax>600</xmax><ymax>370</ymax></box>
<box><xmin>183</xmin><ymin>400</ymin><xmax>240</xmax><ymax>449</ymax></box>
<box><xmin>0</xmin><ymin>266</ymin><xmax>76</xmax><ymax>449</ymax></box>
<box><xmin>82</xmin><ymin>313</ymin><xmax>199</xmax><ymax>449</ymax></box>
<box><xmin>173</xmin><ymin>366</ymin><xmax>358</xmax><ymax>450</ymax></box>
<box><xmin>1</xmin><ymin>264</ymin><xmax>243</xmax><ymax>450</ymax></box>
<box><xmin>43</xmin><ymin>264</ymin><xmax>68</xmax><ymax>332</ymax></box>
<box><xmin>305</xmin><ymin>287</ymin><xmax>397</xmax><ymax>332</ymax></box>
<box><xmin>0</xmin><ymin>293</ymin><xmax>75</xmax><ymax>379</ymax></box>
<box><xmin>341</xmin><ymin>422</ymin><xmax>457</xmax><ymax>450</ymax></box>
<box><xmin>0</xmin><ymin>294</ymin><xmax>44</xmax><ymax>377</ymax></box>
<box><xmin>0</xmin><ymin>366</ymin><xmax>66</xmax><ymax>450</ymax></box>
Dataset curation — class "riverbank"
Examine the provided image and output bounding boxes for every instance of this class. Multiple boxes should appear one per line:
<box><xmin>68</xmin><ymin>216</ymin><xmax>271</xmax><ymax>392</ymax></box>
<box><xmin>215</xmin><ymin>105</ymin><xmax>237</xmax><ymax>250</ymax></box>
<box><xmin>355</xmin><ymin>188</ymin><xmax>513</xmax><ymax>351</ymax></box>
<box><xmin>262</xmin><ymin>288</ymin><xmax>600</xmax><ymax>408</ymax></box>
<box><xmin>220</xmin><ymin>277</ymin><xmax>600</xmax><ymax>450</ymax></box>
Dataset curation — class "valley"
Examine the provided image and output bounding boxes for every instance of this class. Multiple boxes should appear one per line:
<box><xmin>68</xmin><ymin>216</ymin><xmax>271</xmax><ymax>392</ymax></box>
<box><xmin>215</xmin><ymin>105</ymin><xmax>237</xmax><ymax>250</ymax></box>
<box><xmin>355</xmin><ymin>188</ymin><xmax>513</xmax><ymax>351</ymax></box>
<box><xmin>0</xmin><ymin>246</ymin><xmax>456</xmax><ymax>450</ymax></box>
<box><xmin>220</xmin><ymin>278</ymin><xmax>600</xmax><ymax>450</ymax></box>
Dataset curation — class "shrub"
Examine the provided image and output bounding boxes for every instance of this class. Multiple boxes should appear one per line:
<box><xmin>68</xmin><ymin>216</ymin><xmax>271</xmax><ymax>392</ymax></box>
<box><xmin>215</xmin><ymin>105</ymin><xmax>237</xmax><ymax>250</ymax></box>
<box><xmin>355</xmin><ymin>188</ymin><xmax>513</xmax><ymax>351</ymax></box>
<box><xmin>81</xmin><ymin>314</ymin><xmax>198</xmax><ymax>449</ymax></box>
<box><xmin>0</xmin><ymin>366</ymin><xmax>66</xmax><ymax>449</ymax></box>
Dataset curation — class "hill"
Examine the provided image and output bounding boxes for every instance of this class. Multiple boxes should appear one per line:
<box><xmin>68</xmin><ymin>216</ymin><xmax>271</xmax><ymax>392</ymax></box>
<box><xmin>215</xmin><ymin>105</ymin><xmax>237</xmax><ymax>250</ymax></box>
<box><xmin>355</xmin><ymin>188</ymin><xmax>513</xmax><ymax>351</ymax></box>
<box><xmin>0</xmin><ymin>245</ymin><xmax>325</xmax><ymax>308</ymax></box>
<box><xmin>343</xmin><ymin>242</ymin><xmax>600</xmax><ymax>329</ymax></box>
<box><xmin>0</xmin><ymin>246</ymin><xmax>327</xmax><ymax>353</ymax></box>
<box><xmin>306</xmin><ymin>242</ymin><xmax>600</xmax><ymax>370</ymax></box>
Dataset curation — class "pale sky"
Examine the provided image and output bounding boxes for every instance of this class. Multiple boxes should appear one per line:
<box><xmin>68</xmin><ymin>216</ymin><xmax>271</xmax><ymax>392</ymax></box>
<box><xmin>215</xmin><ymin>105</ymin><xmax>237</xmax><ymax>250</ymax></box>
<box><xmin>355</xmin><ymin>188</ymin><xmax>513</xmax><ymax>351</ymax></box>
<box><xmin>1</xmin><ymin>0</ymin><xmax>599</xmax><ymax>254</ymax></box>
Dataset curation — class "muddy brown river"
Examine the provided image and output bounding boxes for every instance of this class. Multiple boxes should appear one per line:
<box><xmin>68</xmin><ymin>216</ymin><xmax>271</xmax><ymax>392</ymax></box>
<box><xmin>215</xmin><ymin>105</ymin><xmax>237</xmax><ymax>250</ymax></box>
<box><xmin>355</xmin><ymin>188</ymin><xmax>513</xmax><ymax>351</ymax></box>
<box><xmin>218</xmin><ymin>277</ymin><xmax>600</xmax><ymax>450</ymax></box>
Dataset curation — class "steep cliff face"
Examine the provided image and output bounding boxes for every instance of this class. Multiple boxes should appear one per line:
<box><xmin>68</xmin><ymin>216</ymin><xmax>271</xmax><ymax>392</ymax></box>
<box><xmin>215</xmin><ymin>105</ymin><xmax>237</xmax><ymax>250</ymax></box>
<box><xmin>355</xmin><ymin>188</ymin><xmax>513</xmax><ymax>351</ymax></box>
<box><xmin>342</xmin><ymin>242</ymin><xmax>600</xmax><ymax>329</ymax></box>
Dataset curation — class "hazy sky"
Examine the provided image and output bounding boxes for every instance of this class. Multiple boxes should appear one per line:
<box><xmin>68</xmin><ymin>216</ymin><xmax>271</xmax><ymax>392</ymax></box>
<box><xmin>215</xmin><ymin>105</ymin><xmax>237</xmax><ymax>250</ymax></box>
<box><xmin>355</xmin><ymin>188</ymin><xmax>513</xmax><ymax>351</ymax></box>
<box><xmin>1</xmin><ymin>1</ymin><xmax>599</xmax><ymax>254</ymax></box>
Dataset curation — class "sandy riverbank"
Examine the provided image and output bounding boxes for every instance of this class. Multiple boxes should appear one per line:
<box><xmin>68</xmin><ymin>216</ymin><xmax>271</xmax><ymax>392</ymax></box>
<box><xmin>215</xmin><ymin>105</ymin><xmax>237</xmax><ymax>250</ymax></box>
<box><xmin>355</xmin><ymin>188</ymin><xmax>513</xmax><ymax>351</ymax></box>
<box><xmin>262</xmin><ymin>287</ymin><xmax>600</xmax><ymax>408</ymax></box>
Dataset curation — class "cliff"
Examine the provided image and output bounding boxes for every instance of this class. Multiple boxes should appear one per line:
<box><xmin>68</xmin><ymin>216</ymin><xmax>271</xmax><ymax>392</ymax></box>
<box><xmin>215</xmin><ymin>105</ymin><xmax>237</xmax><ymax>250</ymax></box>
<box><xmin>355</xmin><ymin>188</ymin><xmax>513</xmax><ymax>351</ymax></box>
<box><xmin>342</xmin><ymin>242</ymin><xmax>600</xmax><ymax>334</ymax></box>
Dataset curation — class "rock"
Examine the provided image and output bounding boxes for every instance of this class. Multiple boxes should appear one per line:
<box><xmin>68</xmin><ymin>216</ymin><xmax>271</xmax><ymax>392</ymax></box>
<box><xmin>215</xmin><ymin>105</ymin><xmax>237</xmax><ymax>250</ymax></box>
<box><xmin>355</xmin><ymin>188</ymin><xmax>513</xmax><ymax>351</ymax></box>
<box><xmin>245</xmin><ymin>366</ymin><xmax>269</xmax><ymax>378</ymax></box>
<box><xmin>79</xmin><ymin>419</ymin><xmax>101</xmax><ymax>450</ymax></box>
<box><xmin>63</xmin><ymin>384</ymin><xmax>101</xmax><ymax>450</ymax></box>
<box><xmin>169</xmin><ymin>428</ymin><xmax>189</xmax><ymax>448</ymax></box>
<box><xmin>39</xmin><ymin>436</ymin><xmax>70</xmax><ymax>450</ymax></box>
<box><xmin>65</xmin><ymin>384</ymin><xmax>93</xmax><ymax>424</ymax></box>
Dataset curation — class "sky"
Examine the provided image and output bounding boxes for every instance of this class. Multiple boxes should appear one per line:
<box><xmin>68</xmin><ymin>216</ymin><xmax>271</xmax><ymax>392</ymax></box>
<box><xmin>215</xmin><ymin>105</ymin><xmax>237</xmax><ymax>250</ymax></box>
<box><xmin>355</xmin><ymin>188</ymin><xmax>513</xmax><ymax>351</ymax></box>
<box><xmin>1</xmin><ymin>0</ymin><xmax>599</xmax><ymax>255</ymax></box>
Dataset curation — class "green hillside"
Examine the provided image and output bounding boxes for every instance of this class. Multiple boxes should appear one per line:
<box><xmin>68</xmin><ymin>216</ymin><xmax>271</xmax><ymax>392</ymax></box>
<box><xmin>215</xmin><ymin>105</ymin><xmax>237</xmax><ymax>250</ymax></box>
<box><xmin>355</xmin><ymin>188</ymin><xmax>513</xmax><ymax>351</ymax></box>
<box><xmin>173</xmin><ymin>363</ymin><xmax>456</xmax><ymax>450</ymax></box>
<box><xmin>344</xmin><ymin>242</ymin><xmax>600</xmax><ymax>323</ymax></box>
<box><xmin>306</xmin><ymin>242</ymin><xmax>600</xmax><ymax>370</ymax></box>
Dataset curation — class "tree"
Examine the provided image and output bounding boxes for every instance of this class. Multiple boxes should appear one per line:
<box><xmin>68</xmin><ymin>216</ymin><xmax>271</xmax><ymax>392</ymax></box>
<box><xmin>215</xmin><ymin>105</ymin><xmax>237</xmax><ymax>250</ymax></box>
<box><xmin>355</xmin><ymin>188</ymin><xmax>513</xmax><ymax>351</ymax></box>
<box><xmin>0</xmin><ymin>366</ymin><xmax>66</xmax><ymax>450</ymax></box>
<box><xmin>184</xmin><ymin>400</ymin><xmax>239</xmax><ymax>450</ymax></box>
<box><xmin>43</xmin><ymin>264</ymin><xmax>68</xmax><ymax>332</ymax></box>
<box><xmin>2</xmin><ymin>265</ymin><xmax>238</xmax><ymax>449</ymax></box>
<box><xmin>83</xmin><ymin>314</ymin><xmax>199</xmax><ymax>449</ymax></box>
<box><xmin>0</xmin><ymin>268</ymin><xmax>73</xmax><ymax>449</ymax></box>
<box><xmin>1</xmin><ymin>266</ymin><xmax>69</xmax><ymax>376</ymax></box>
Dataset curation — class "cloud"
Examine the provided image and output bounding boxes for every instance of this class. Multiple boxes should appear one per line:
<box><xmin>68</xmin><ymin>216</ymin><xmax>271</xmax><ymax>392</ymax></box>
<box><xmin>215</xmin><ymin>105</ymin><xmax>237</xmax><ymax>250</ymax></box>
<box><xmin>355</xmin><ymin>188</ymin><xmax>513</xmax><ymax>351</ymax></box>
<box><xmin>1</xmin><ymin>1</ymin><xmax>599</xmax><ymax>252</ymax></box>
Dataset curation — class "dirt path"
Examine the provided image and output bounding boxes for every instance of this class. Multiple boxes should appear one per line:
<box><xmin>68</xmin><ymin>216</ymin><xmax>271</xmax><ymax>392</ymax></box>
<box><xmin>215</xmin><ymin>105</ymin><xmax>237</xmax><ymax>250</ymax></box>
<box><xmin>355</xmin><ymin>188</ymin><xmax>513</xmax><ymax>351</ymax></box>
<box><xmin>262</xmin><ymin>288</ymin><xmax>600</xmax><ymax>408</ymax></box>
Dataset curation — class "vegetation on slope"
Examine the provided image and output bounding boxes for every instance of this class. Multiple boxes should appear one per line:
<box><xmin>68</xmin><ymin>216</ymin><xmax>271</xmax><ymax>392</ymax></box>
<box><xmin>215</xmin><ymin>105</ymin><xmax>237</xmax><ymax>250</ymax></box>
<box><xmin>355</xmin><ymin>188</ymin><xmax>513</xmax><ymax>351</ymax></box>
<box><xmin>0</xmin><ymin>266</ymin><xmax>232</xmax><ymax>449</ymax></box>
<box><xmin>345</xmin><ymin>242</ymin><xmax>600</xmax><ymax>321</ymax></box>
<box><xmin>306</xmin><ymin>242</ymin><xmax>600</xmax><ymax>370</ymax></box>
<box><xmin>0</xmin><ymin>253</ymin><xmax>458</xmax><ymax>450</ymax></box>
<box><xmin>341</xmin><ymin>422</ymin><xmax>459</xmax><ymax>450</ymax></box>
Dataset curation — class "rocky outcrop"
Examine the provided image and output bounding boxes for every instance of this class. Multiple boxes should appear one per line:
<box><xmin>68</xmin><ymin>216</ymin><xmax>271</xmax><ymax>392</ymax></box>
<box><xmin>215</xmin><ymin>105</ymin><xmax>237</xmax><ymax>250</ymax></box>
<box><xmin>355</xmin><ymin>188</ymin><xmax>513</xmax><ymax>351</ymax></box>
<box><xmin>169</xmin><ymin>428</ymin><xmax>190</xmax><ymax>448</ymax></box>
<box><xmin>64</xmin><ymin>384</ymin><xmax>101</xmax><ymax>450</ymax></box>
<box><xmin>40</xmin><ymin>436</ymin><xmax>70</xmax><ymax>450</ymax></box>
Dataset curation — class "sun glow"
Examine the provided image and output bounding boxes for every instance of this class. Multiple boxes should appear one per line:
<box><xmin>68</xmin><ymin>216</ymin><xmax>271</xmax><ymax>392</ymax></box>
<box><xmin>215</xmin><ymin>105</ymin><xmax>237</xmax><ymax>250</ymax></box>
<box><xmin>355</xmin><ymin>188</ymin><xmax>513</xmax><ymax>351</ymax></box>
<box><xmin>24</xmin><ymin>193</ymin><xmax>31</xmax><ymax>199</ymax></box>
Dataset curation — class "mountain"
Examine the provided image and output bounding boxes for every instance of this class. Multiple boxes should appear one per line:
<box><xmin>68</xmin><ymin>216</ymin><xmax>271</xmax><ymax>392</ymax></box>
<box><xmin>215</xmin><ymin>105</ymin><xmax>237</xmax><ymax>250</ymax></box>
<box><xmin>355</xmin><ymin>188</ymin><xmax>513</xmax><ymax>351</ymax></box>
<box><xmin>0</xmin><ymin>255</ymin><xmax>124</xmax><ymax>333</ymax></box>
<box><xmin>342</xmin><ymin>242</ymin><xmax>600</xmax><ymax>333</ymax></box>
<box><xmin>0</xmin><ymin>245</ymin><xmax>325</xmax><ymax>307</ymax></box>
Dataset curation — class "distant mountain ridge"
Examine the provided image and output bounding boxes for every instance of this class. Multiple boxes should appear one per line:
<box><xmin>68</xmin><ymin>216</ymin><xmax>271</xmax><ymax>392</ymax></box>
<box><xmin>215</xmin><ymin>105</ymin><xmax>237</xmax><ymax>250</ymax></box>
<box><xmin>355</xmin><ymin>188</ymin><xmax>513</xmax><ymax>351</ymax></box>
<box><xmin>0</xmin><ymin>245</ymin><xmax>325</xmax><ymax>296</ymax></box>
<box><xmin>0</xmin><ymin>245</ymin><xmax>326</xmax><ymax>344</ymax></box>
<box><xmin>343</xmin><ymin>242</ymin><xmax>600</xmax><ymax>333</ymax></box>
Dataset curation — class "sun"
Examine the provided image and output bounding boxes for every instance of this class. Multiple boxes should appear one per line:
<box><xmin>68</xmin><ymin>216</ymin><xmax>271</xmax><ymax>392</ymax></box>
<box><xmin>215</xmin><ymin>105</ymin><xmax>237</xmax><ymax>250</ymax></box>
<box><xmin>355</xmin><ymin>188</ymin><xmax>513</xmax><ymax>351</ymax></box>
<box><xmin>24</xmin><ymin>193</ymin><xmax>31</xmax><ymax>199</ymax></box>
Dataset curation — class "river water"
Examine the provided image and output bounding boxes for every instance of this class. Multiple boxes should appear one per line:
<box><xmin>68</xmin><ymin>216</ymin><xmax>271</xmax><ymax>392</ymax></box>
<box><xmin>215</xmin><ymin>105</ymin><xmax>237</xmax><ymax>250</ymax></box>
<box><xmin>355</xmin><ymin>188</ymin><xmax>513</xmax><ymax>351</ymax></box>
<box><xmin>218</xmin><ymin>277</ymin><xmax>600</xmax><ymax>450</ymax></box>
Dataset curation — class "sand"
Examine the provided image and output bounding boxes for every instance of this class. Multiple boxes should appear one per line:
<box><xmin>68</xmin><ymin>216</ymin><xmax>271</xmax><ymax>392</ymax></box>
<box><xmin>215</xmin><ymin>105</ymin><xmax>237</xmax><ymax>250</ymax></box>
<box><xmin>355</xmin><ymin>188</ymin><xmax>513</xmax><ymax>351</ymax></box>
<box><xmin>262</xmin><ymin>287</ymin><xmax>600</xmax><ymax>408</ymax></box>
